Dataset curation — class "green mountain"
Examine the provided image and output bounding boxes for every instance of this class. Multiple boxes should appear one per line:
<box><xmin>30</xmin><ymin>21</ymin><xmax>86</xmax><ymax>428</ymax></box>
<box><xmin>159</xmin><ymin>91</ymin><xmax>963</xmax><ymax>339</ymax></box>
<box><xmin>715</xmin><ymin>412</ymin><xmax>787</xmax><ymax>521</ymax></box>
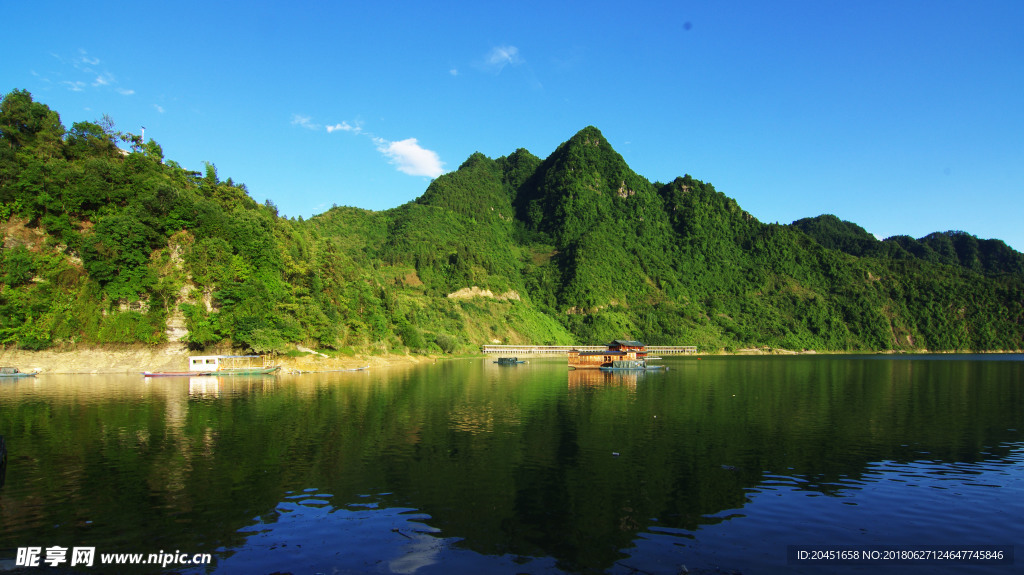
<box><xmin>793</xmin><ymin>214</ymin><xmax>1024</xmax><ymax>277</ymax></box>
<box><xmin>2</xmin><ymin>90</ymin><xmax>1022</xmax><ymax>353</ymax></box>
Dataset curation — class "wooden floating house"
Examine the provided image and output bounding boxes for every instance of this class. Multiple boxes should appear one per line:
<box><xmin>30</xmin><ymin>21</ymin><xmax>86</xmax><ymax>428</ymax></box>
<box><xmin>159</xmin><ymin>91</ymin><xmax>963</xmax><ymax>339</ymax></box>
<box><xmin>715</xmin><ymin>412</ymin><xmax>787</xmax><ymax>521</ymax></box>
<box><xmin>187</xmin><ymin>355</ymin><xmax>280</xmax><ymax>375</ymax></box>
<box><xmin>568</xmin><ymin>340</ymin><xmax>648</xmax><ymax>370</ymax></box>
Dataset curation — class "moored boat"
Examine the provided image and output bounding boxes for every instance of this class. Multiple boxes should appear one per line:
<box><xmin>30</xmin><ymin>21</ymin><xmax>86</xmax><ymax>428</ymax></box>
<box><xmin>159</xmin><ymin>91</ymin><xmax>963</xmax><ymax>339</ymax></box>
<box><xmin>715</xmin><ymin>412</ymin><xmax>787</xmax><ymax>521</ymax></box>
<box><xmin>600</xmin><ymin>360</ymin><xmax>666</xmax><ymax>371</ymax></box>
<box><xmin>568</xmin><ymin>340</ymin><xmax>653</xmax><ymax>370</ymax></box>
<box><xmin>290</xmin><ymin>365</ymin><xmax>369</xmax><ymax>374</ymax></box>
<box><xmin>0</xmin><ymin>367</ymin><xmax>37</xmax><ymax>378</ymax></box>
<box><xmin>210</xmin><ymin>366</ymin><xmax>281</xmax><ymax>376</ymax></box>
<box><xmin>143</xmin><ymin>355</ymin><xmax>280</xmax><ymax>377</ymax></box>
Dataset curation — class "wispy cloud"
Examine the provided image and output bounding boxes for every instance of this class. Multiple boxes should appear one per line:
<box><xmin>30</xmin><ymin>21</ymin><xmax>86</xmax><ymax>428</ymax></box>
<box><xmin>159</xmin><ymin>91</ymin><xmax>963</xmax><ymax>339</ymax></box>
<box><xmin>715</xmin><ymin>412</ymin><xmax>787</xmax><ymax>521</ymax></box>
<box><xmin>154</xmin><ymin>104</ymin><xmax>165</xmax><ymax>114</ymax></box>
<box><xmin>92</xmin><ymin>72</ymin><xmax>113</xmax><ymax>87</ymax></box>
<box><xmin>470</xmin><ymin>45</ymin><xmax>541</xmax><ymax>89</ymax></box>
<box><xmin>373</xmin><ymin>137</ymin><xmax>445</xmax><ymax>178</ymax></box>
<box><xmin>77</xmin><ymin>51</ymin><xmax>100</xmax><ymax>67</ymax></box>
<box><xmin>291</xmin><ymin>114</ymin><xmax>321</xmax><ymax>130</ymax></box>
<box><xmin>483</xmin><ymin>45</ymin><xmax>523</xmax><ymax>73</ymax></box>
<box><xmin>47</xmin><ymin>50</ymin><xmax>135</xmax><ymax>96</ymax></box>
<box><xmin>326</xmin><ymin>121</ymin><xmax>362</xmax><ymax>134</ymax></box>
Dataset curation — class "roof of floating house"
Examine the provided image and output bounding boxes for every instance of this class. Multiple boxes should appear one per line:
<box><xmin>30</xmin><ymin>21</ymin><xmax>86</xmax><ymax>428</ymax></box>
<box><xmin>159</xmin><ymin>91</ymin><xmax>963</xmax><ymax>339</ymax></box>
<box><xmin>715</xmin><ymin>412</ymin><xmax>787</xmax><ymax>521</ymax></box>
<box><xmin>608</xmin><ymin>340</ymin><xmax>645</xmax><ymax>348</ymax></box>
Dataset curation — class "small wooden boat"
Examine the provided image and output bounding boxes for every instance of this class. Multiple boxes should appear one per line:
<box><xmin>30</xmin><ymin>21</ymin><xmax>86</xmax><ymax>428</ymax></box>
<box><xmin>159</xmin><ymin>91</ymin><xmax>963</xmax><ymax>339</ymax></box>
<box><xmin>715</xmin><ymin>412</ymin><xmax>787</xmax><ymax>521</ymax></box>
<box><xmin>494</xmin><ymin>357</ymin><xmax>527</xmax><ymax>365</ymax></box>
<box><xmin>599</xmin><ymin>360</ymin><xmax>666</xmax><ymax>371</ymax></box>
<box><xmin>144</xmin><ymin>367</ymin><xmax>280</xmax><ymax>377</ymax></box>
<box><xmin>290</xmin><ymin>365</ymin><xmax>370</xmax><ymax>374</ymax></box>
<box><xmin>0</xmin><ymin>367</ymin><xmax>37</xmax><ymax>378</ymax></box>
<box><xmin>210</xmin><ymin>366</ymin><xmax>281</xmax><ymax>376</ymax></box>
<box><xmin>599</xmin><ymin>364</ymin><xmax>666</xmax><ymax>371</ymax></box>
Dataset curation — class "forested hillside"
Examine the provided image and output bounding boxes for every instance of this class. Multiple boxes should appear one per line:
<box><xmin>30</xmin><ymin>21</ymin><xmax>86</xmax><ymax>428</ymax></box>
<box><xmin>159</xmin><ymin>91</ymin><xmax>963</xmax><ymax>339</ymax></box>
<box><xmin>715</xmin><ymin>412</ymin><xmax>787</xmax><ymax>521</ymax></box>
<box><xmin>2</xmin><ymin>90</ymin><xmax>1022</xmax><ymax>354</ymax></box>
<box><xmin>792</xmin><ymin>214</ymin><xmax>1024</xmax><ymax>277</ymax></box>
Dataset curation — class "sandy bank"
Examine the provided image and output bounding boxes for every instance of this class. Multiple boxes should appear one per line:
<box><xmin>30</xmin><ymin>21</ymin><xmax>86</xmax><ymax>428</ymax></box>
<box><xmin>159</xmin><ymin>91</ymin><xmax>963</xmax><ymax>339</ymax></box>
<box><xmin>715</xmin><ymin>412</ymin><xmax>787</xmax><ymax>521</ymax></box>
<box><xmin>0</xmin><ymin>344</ymin><xmax>428</xmax><ymax>374</ymax></box>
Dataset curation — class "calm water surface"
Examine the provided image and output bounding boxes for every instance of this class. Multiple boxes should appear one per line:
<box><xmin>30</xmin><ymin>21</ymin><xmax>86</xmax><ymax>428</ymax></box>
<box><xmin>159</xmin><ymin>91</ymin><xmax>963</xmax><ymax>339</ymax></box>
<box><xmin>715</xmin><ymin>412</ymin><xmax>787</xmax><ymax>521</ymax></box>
<box><xmin>1</xmin><ymin>355</ymin><xmax>1021</xmax><ymax>574</ymax></box>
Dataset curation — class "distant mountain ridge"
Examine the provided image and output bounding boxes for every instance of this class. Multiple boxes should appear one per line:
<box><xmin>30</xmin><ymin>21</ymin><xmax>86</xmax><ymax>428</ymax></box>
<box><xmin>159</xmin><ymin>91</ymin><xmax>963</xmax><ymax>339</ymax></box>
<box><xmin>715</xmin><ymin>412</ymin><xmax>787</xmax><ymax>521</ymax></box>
<box><xmin>2</xmin><ymin>90</ymin><xmax>1022</xmax><ymax>353</ymax></box>
<box><xmin>792</xmin><ymin>214</ymin><xmax>1024</xmax><ymax>277</ymax></box>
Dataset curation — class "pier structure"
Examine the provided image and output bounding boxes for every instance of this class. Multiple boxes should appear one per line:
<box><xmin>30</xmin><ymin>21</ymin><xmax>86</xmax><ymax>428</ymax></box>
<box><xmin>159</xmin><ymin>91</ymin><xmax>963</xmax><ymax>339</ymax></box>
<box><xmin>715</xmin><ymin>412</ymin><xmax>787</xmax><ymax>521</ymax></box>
<box><xmin>481</xmin><ymin>345</ymin><xmax>697</xmax><ymax>356</ymax></box>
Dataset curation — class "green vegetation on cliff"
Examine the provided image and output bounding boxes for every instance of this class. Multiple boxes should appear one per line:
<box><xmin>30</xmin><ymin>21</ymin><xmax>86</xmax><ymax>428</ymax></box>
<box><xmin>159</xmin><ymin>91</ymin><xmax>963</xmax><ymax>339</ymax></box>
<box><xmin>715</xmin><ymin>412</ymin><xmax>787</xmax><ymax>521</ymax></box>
<box><xmin>2</xmin><ymin>90</ymin><xmax>1022</xmax><ymax>353</ymax></box>
<box><xmin>793</xmin><ymin>214</ymin><xmax>1024</xmax><ymax>277</ymax></box>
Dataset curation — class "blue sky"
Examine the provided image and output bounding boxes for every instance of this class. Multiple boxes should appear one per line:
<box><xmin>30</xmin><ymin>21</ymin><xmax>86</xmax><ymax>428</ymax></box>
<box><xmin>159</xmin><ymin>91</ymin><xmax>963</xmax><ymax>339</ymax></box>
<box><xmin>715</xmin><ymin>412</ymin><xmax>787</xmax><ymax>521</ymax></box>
<box><xmin>5</xmin><ymin>1</ymin><xmax>1023</xmax><ymax>250</ymax></box>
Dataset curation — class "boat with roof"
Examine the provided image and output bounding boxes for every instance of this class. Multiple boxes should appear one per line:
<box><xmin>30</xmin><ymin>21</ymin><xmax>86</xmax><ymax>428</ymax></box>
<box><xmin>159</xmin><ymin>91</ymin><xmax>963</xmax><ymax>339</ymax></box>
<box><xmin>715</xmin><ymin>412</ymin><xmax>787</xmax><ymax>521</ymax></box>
<box><xmin>144</xmin><ymin>355</ymin><xmax>280</xmax><ymax>377</ymax></box>
<box><xmin>568</xmin><ymin>340</ymin><xmax>664</xmax><ymax>370</ymax></box>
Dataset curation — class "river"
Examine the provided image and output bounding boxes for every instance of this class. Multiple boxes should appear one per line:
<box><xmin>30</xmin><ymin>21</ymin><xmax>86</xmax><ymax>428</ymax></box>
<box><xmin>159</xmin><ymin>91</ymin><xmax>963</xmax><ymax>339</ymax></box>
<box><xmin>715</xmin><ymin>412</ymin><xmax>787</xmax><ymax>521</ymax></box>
<box><xmin>1</xmin><ymin>355</ymin><xmax>1021</xmax><ymax>574</ymax></box>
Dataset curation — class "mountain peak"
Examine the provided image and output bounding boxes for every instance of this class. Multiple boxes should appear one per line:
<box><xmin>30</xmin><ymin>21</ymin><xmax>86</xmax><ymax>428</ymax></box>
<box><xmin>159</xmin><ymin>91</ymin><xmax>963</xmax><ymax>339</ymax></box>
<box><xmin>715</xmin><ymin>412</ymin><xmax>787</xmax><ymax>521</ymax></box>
<box><xmin>569</xmin><ymin>125</ymin><xmax>608</xmax><ymax>146</ymax></box>
<box><xmin>545</xmin><ymin>125</ymin><xmax>625</xmax><ymax>171</ymax></box>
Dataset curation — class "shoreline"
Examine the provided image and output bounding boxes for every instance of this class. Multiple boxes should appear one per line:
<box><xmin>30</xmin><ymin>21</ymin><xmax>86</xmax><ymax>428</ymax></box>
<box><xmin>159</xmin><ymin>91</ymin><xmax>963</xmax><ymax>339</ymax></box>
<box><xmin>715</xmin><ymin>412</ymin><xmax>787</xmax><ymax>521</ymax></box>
<box><xmin>2</xmin><ymin>345</ymin><xmax>1021</xmax><ymax>375</ymax></box>
<box><xmin>0</xmin><ymin>344</ymin><xmax>428</xmax><ymax>375</ymax></box>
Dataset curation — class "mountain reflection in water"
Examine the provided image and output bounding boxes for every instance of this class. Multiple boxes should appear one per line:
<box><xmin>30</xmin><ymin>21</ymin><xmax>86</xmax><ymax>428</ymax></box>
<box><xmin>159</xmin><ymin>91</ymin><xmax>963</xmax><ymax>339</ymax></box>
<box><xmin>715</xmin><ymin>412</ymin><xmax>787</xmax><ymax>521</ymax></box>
<box><xmin>0</xmin><ymin>356</ymin><xmax>1021</xmax><ymax>574</ymax></box>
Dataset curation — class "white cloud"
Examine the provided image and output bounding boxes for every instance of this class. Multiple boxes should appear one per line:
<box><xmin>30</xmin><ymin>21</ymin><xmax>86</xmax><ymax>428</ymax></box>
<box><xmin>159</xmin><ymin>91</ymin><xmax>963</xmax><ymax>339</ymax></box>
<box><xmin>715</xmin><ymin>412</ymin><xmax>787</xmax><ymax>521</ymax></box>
<box><xmin>53</xmin><ymin>50</ymin><xmax>136</xmax><ymax>94</ymax></box>
<box><xmin>326</xmin><ymin>121</ymin><xmax>361</xmax><ymax>134</ymax></box>
<box><xmin>373</xmin><ymin>137</ymin><xmax>445</xmax><ymax>178</ymax></box>
<box><xmin>77</xmin><ymin>50</ymin><xmax>100</xmax><ymax>67</ymax></box>
<box><xmin>484</xmin><ymin>45</ymin><xmax>523</xmax><ymax>72</ymax></box>
<box><xmin>291</xmin><ymin>114</ymin><xmax>320</xmax><ymax>130</ymax></box>
<box><xmin>303</xmin><ymin>115</ymin><xmax>444</xmax><ymax>178</ymax></box>
<box><xmin>450</xmin><ymin>68</ymin><xmax>459</xmax><ymax>76</ymax></box>
<box><xmin>154</xmin><ymin>104</ymin><xmax>165</xmax><ymax>113</ymax></box>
